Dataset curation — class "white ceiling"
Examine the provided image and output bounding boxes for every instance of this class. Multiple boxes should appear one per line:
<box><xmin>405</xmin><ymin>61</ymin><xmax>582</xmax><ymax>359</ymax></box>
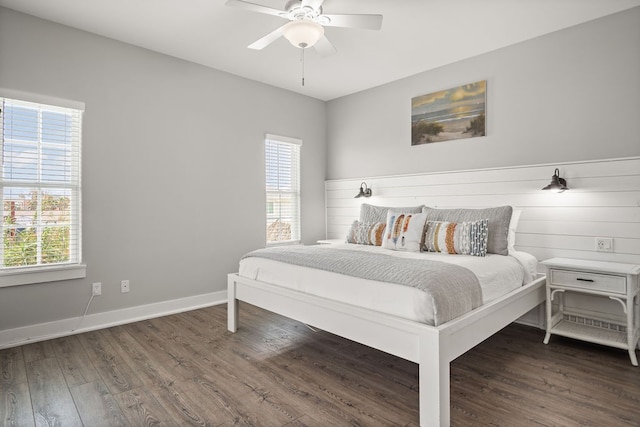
<box><xmin>2</xmin><ymin>0</ymin><xmax>639</xmax><ymax>101</ymax></box>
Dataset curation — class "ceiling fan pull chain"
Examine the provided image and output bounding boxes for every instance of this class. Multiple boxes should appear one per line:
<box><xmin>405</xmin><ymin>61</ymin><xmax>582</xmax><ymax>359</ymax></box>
<box><xmin>301</xmin><ymin>47</ymin><xmax>305</xmax><ymax>86</ymax></box>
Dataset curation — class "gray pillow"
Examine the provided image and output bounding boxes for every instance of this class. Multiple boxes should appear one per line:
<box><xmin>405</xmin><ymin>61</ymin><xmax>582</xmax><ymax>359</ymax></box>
<box><xmin>421</xmin><ymin>206</ymin><xmax>513</xmax><ymax>255</ymax></box>
<box><xmin>360</xmin><ymin>203</ymin><xmax>423</xmax><ymax>224</ymax></box>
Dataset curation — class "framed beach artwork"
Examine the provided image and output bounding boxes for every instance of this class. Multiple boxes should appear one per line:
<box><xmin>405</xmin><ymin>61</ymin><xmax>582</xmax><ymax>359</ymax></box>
<box><xmin>411</xmin><ymin>80</ymin><xmax>486</xmax><ymax>145</ymax></box>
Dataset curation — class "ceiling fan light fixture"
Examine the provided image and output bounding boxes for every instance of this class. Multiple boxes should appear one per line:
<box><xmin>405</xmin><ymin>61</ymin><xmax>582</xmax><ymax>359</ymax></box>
<box><xmin>282</xmin><ymin>19</ymin><xmax>324</xmax><ymax>48</ymax></box>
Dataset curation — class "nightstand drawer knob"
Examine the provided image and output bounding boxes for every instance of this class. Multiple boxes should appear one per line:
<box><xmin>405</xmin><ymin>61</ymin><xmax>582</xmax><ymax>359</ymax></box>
<box><xmin>576</xmin><ymin>278</ymin><xmax>594</xmax><ymax>282</ymax></box>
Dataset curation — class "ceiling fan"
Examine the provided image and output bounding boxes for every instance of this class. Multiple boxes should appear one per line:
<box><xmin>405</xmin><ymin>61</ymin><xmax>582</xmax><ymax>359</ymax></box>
<box><xmin>225</xmin><ymin>0</ymin><xmax>383</xmax><ymax>56</ymax></box>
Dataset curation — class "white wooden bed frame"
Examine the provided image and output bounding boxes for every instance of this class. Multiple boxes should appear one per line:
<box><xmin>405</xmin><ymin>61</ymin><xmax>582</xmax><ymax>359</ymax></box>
<box><xmin>226</xmin><ymin>157</ymin><xmax>638</xmax><ymax>425</ymax></box>
<box><xmin>227</xmin><ymin>272</ymin><xmax>546</xmax><ymax>427</ymax></box>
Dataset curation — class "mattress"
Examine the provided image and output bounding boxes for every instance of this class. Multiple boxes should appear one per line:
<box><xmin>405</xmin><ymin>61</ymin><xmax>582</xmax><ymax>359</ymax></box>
<box><xmin>238</xmin><ymin>242</ymin><xmax>538</xmax><ymax>325</ymax></box>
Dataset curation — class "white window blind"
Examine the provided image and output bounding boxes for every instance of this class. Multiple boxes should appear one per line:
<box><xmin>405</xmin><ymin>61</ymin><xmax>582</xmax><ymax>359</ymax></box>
<box><xmin>0</xmin><ymin>96</ymin><xmax>82</xmax><ymax>271</ymax></box>
<box><xmin>265</xmin><ymin>135</ymin><xmax>301</xmax><ymax>245</ymax></box>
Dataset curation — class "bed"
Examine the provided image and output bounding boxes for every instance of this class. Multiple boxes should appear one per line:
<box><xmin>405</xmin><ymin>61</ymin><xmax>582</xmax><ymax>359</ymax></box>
<box><xmin>227</xmin><ymin>205</ymin><xmax>546</xmax><ymax>426</ymax></box>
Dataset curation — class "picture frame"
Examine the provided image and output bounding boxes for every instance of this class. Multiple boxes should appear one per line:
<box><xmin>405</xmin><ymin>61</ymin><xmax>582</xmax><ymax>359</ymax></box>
<box><xmin>411</xmin><ymin>81</ymin><xmax>486</xmax><ymax>145</ymax></box>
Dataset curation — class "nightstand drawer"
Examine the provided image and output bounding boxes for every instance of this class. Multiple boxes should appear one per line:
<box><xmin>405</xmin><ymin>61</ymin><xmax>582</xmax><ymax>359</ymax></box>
<box><xmin>550</xmin><ymin>269</ymin><xmax>626</xmax><ymax>294</ymax></box>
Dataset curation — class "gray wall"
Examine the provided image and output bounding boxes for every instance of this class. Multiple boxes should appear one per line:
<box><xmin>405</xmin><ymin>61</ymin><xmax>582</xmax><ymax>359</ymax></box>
<box><xmin>0</xmin><ymin>8</ymin><xmax>327</xmax><ymax>330</ymax></box>
<box><xmin>326</xmin><ymin>7</ymin><xmax>640</xmax><ymax>180</ymax></box>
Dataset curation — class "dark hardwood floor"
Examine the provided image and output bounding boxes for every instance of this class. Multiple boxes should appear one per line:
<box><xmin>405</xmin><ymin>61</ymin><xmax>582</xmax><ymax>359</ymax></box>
<box><xmin>1</xmin><ymin>302</ymin><xmax>639</xmax><ymax>426</ymax></box>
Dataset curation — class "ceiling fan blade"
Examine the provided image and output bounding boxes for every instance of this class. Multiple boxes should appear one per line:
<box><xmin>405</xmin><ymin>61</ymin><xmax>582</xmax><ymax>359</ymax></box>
<box><xmin>301</xmin><ymin>0</ymin><xmax>325</xmax><ymax>10</ymax></box>
<box><xmin>314</xmin><ymin>35</ymin><xmax>336</xmax><ymax>57</ymax></box>
<box><xmin>321</xmin><ymin>14</ymin><xmax>383</xmax><ymax>30</ymax></box>
<box><xmin>248</xmin><ymin>25</ymin><xmax>285</xmax><ymax>50</ymax></box>
<box><xmin>225</xmin><ymin>0</ymin><xmax>285</xmax><ymax>18</ymax></box>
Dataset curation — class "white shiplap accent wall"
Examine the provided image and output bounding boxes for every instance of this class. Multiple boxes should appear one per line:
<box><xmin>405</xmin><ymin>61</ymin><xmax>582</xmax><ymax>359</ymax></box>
<box><xmin>326</xmin><ymin>157</ymin><xmax>640</xmax><ymax>266</ymax></box>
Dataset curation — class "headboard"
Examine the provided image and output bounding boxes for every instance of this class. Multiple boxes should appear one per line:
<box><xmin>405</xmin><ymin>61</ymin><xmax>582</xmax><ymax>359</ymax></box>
<box><xmin>325</xmin><ymin>157</ymin><xmax>640</xmax><ymax>266</ymax></box>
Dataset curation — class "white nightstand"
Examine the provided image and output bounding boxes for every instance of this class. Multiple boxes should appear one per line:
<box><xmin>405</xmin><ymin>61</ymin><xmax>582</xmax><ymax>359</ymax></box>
<box><xmin>541</xmin><ymin>258</ymin><xmax>640</xmax><ymax>366</ymax></box>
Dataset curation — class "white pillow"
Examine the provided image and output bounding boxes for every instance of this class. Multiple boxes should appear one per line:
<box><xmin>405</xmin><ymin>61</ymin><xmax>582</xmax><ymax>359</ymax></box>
<box><xmin>381</xmin><ymin>212</ymin><xmax>428</xmax><ymax>252</ymax></box>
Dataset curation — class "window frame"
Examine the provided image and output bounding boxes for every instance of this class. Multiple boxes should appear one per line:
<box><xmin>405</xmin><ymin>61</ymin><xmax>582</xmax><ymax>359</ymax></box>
<box><xmin>265</xmin><ymin>134</ymin><xmax>301</xmax><ymax>246</ymax></box>
<box><xmin>0</xmin><ymin>88</ymin><xmax>85</xmax><ymax>287</ymax></box>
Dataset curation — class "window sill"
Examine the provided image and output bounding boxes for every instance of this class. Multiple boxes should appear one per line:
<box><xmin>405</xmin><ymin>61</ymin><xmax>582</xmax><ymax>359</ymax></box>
<box><xmin>0</xmin><ymin>264</ymin><xmax>87</xmax><ymax>288</ymax></box>
<box><xmin>266</xmin><ymin>240</ymin><xmax>302</xmax><ymax>247</ymax></box>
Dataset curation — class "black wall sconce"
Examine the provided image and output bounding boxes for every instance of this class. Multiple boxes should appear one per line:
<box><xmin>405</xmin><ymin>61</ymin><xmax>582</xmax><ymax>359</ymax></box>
<box><xmin>542</xmin><ymin>168</ymin><xmax>568</xmax><ymax>193</ymax></box>
<box><xmin>355</xmin><ymin>182</ymin><xmax>372</xmax><ymax>198</ymax></box>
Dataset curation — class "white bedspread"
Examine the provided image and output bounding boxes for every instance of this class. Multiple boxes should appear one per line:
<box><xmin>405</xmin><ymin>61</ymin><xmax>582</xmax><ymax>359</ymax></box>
<box><xmin>238</xmin><ymin>243</ymin><xmax>537</xmax><ymax>325</ymax></box>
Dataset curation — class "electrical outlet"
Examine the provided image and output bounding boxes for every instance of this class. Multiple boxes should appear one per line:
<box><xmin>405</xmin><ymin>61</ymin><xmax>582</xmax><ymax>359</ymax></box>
<box><xmin>121</xmin><ymin>280</ymin><xmax>130</xmax><ymax>293</ymax></box>
<box><xmin>92</xmin><ymin>282</ymin><xmax>102</xmax><ymax>296</ymax></box>
<box><xmin>595</xmin><ymin>237</ymin><xmax>613</xmax><ymax>252</ymax></box>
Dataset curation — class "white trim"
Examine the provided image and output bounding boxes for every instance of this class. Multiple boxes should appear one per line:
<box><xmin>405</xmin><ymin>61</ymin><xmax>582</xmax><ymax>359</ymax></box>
<box><xmin>265</xmin><ymin>133</ymin><xmax>302</xmax><ymax>146</ymax></box>
<box><xmin>266</xmin><ymin>240</ymin><xmax>302</xmax><ymax>247</ymax></box>
<box><xmin>0</xmin><ymin>290</ymin><xmax>227</xmax><ymax>350</ymax></box>
<box><xmin>0</xmin><ymin>263</ymin><xmax>87</xmax><ymax>288</ymax></box>
<box><xmin>326</xmin><ymin>156</ymin><xmax>640</xmax><ymax>183</ymax></box>
<box><xmin>0</xmin><ymin>87</ymin><xmax>85</xmax><ymax>111</ymax></box>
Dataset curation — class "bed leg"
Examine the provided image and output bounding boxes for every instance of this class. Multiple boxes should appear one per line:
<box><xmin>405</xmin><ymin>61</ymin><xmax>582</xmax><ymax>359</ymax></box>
<box><xmin>419</xmin><ymin>333</ymin><xmax>450</xmax><ymax>427</ymax></box>
<box><xmin>227</xmin><ymin>275</ymin><xmax>238</xmax><ymax>333</ymax></box>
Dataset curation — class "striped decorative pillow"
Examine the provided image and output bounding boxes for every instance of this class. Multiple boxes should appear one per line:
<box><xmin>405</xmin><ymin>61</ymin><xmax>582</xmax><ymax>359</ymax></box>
<box><xmin>346</xmin><ymin>221</ymin><xmax>387</xmax><ymax>246</ymax></box>
<box><xmin>423</xmin><ymin>219</ymin><xmax>489</xmax><ymax>256</ymax></box>
<box><xmin>422</xmin><ymin>206</ymin><xmax>511</xmax><ymax>255</ymax></box>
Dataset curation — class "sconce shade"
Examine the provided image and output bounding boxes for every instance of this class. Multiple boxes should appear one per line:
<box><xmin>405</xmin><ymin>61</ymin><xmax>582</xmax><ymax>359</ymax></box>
<box><xmin>355</xmin><ymin>182</ymin><xmax>372</xmax><ymax>198</ymax></box>
<box><xmin>282</xmin><ymin>20</ymin><xmax>324</xmax><ymax>48</ymax></box>
<box><xmin>542</xmin><ymin>168</ymin><xmax>568</xmax><ymax>192</ymax></box>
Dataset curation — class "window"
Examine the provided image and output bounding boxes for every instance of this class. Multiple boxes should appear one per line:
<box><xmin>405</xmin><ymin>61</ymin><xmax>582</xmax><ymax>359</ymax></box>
<box><xmin>265</xmin><ymin>134</ymin><xmax>301</xmax><ymax>245</ymax></box>
<box><xmin>0</xmin><ymin>92</ymin><xmax>84</xmax><ymax>286</ymax></box>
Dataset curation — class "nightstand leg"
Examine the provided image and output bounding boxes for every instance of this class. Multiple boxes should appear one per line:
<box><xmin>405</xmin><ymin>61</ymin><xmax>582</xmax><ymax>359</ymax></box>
<box><xmin>627</xmin><ymin>295</ymin><xmax>638</xmax><ymax>366</ymax></box>
<box><xmin>544</xmin><ymin>285</ymin><xmax>552</xmax><ymax>344</ymax></box>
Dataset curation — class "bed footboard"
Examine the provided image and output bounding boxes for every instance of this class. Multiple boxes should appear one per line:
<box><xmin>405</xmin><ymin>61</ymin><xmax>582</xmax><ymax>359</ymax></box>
<box><xmin>226</xmin><ymin>272</ymin><xmax>546</xmax><ymax>426</ymax></box>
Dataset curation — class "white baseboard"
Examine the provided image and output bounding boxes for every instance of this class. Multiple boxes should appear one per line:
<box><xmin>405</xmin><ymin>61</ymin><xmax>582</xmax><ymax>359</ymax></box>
<box><xmin>0</xmin><ymin>291</ymin><xmax>227</xmax><ymax>350</ymax></box>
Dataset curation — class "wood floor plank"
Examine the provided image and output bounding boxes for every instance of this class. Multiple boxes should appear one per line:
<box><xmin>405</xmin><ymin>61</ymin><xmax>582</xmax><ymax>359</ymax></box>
<box><xmin>50</xmin><ymin>335</ymin><xmax>100</xmax><ymax>387</ymax></box>
<box><xmin>151</xmin><ymin>313</ymin><xmax>309</xmax><ymax>414</ymax></box>
<box><xmin>97</xmin><ymin>327</ymin><xmax>180</xmax><ymax>388</ymax></box>
<box><xmin>192</xmin><ymin>305</ymin><xmax>417</xmax><ymax>424</ymax></box>
<box><xmin>464</xmin><ymin>354</ymin><xmax>617</xmax><ymax>425</ymax></box>
<box><xmin>260</xmin><ymin>340</ymin><xmax>418</xmax><ymax>424</ymax></box>
<box><xmin>171</xmin><ymin>321</ymin><xmax>351</xmax><ymax>424</ymax></box>
<box><xmin>150</xmin><ymin>380</ymin><xmax>225</xmax><ymax>426</ymax></box>
<box><xmin>21</xmin><ymin>341</ymin><xmax>55</xmax><ymax>363</ymax></box>
<box><xmin>190</xmin><ymin>374</ymin><xmax>302</xmax><ymax>426</ymax></box>
<box><xmin>0</xmin><ymin>347</ymin><xmax>27</xmax><ymax>387</ymax></box>
<box><xmin>117</xmin><ymin>318</ymin><xmax>283</xmax><ymax>425</ymax></box>
<box><xmin>0</xmin><ymin>380</ymin><xmax>34</xmax><ymax>427</ymax></box>
<box><xmin>155</xmin><ymin>312</ymin><xmax>355</xmax><ymax>425</ymax></box>
<box><xmin>282</xmin><ymin>414</ymin><xmax>327</xmax><ymax>427</ymax></box>
<box><xmin>146</xmin><ymin>314</ymin><xmax>267</xmax><ymax>396</ymax></box>
<box><xmin>0</xmin><ymin>347</ymin><xmax>34</xmax><ymax>427</ymax></box>
<box><xmin>450</xmin><ymin>324</ymin><xmax>640</xmax><ymax>427</ymax></box>
<box><xmin>77</xmin><ymin>330</ymin><xmax>144</xmax><ymax>395</ymax></box>
<box><xmin>117</xmin><ymin>321</ymin><xmax>207</xmax><ymax>384</ymax></box>
<box><xmin>70</xmin><ymin>381</ymin><xmax>129</xmax><ymax>427</ymax></box>
<box><xmin>280</xmin><ymin>328</ymin><xmax>418</xmax><ymax>400</ymax></box>
<box><xmin>114</xmin><ymin>387</ymin><xmax>178</xmax><ymax>427</ymax></box>
<box><xmin>25</xmin><ymin>357</ymin><xmax>82</xmax><ymax>427</ymax></box>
